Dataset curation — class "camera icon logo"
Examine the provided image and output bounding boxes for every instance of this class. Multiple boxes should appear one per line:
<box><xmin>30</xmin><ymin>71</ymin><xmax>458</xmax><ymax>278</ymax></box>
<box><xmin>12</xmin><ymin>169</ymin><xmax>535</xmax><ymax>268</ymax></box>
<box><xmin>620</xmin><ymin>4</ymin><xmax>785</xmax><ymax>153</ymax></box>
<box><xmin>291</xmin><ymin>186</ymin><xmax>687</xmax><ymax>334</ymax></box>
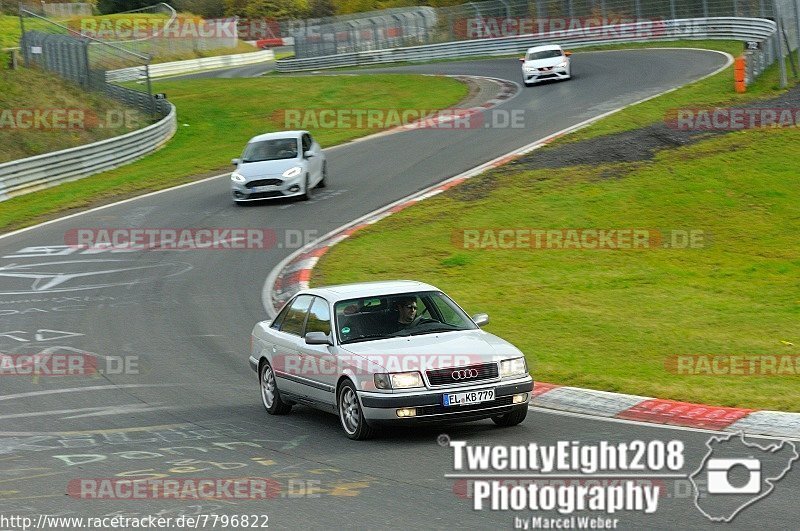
<box><xmin>706</xmin><ymin>458</ymin><xmax>761</xmax><ymax>494</ymax></box>
<box><xmin>690</xmin><ymin>432</ymin><xmax>797</xmax><ymax>522</ymax></box>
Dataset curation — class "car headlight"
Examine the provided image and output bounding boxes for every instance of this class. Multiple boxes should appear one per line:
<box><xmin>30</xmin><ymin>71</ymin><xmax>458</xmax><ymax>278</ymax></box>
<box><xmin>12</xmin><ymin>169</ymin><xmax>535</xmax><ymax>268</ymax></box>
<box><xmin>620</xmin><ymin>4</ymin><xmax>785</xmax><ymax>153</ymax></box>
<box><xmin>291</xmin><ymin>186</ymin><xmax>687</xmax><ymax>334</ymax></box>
<box><xmin>282</xmin><ymin>166</ymin><xmax>302</xmax><ymax>178</ymax></box>
<box><xmin>374</xmin><ymin>371</ymin><xmax>424</xmax><ymax>389</ymax></box>
<box><xmin>231</xmin><ymin>172</ymin><xmax>246</xmax><ymax>183</ymax></box>
<box><xmin>500</xmin><ymin>357</ymin><xmax>528</xmax><ymax>378</ymax></box>
<box><xmin>558</xmin><ymin>61</ymin><xmax>568</xmax><ymax>68</ymax></box>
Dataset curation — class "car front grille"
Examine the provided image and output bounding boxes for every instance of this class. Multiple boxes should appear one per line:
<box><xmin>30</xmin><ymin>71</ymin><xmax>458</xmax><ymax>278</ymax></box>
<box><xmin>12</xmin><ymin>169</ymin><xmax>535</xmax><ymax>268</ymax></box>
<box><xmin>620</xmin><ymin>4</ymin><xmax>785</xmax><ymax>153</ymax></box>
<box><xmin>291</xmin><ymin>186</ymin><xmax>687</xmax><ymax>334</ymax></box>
<box><xmin>246</xmin><ymin>178</ymin><xmax>283</xmax><ymax>188</ymax></box>
<box><xmin>418</xmin><ymin>395</ymin><xmax>513</xmax><ymax>416</ymax></box>
<box><xmin>426</xmin><ymin>362</ymin><xmax>498</xmax><ymax>386</ymax></box>
<box><xmin>247</xmin><ymin>191</ymin><xmax>284</xmax><ymax>199</ymax></box>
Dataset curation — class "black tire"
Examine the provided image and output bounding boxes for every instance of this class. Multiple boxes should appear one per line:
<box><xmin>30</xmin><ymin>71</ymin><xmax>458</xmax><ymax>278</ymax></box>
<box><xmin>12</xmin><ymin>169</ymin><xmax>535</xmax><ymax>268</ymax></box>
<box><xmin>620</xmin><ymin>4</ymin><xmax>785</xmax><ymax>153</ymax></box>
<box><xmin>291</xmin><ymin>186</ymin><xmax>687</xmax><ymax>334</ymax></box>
<box><xmin>260</xmin><ymin>361</ymin><xmax>292</xmax><ymax>415</ymax></box>
<box><xmin>300</xmin><ymin>174</ymin><xmax>312</xmax><ymax>201</ymax></box>
<box><xmin>492</xmin><ymin>406</ymin><xmax>527</xmax><ymax>427</ymax></box>
<box><xmin>337</xmin><ymin>380</ymin><xmax>374</xmax><ymax>440</ymax></box>
<box><xmin>317</xmin><ymin>162</ymin><xmax>327</xmax><ymax>188</ymax></box>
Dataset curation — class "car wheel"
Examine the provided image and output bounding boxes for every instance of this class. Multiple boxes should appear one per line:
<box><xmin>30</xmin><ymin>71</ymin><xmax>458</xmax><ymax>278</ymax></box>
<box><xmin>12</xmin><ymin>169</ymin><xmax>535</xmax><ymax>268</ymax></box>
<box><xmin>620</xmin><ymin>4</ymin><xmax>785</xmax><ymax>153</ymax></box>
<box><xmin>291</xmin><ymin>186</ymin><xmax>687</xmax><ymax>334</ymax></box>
<box><xmin>301</xmin><ymin>174</ymin><xmax>312</xmax><ymax>201</ymax></box>
<box><xmin>260</xmin><ymin>361</ymin><xmax>292</xmax><ymax>415</ymax></box>
<box><xmin>317</xmin><ymin>162</ymin><xmax>327</xmax><ymax>188</ymax></box>
<box><xmin>492</xmin><ymin>406</ymin><xmax>527</xmax><ymax>427</ymax></box>
<box><xmin>338</xmin><ymin>380</ymin><xmax>374</xmax><ymax>440</ymax></box>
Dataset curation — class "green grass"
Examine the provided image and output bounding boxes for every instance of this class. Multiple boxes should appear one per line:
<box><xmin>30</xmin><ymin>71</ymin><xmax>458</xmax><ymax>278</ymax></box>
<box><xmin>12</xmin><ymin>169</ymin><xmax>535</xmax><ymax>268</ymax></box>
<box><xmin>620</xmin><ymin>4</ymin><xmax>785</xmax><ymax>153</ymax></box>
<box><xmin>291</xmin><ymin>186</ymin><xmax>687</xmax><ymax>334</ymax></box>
<box><xmin>0</xmin><ymin>73</ymin><xmax>467</xmax><ymax>233</ymax></box>
<box><xmin>313</xmin><ymin>127</ymin><xmax>800</xmax><ymax>411</ymax></box>
<box><xmin>0</xmin><ymin>67</ymin><xmax>148</xmax><ymax>162</ymax></box>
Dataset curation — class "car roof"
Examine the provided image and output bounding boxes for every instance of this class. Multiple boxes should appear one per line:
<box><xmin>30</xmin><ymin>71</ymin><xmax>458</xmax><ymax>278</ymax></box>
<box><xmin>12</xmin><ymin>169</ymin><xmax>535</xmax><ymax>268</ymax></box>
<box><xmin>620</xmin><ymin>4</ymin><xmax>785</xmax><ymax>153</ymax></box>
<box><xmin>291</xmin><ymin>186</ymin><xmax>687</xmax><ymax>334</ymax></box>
<box><xmin>298</xmin><ymin>280</ymin><xmax>441</xmax><ymax>302</ymax></box>
<box><xmin>526</xmin><ymin>45</ymin><xmax>563</xmax><ymax>53</ymax></box>
<box><xmin>248</xmin><ymin>130</ymin><xmax>308</xmax><ymax>143</ymax></box>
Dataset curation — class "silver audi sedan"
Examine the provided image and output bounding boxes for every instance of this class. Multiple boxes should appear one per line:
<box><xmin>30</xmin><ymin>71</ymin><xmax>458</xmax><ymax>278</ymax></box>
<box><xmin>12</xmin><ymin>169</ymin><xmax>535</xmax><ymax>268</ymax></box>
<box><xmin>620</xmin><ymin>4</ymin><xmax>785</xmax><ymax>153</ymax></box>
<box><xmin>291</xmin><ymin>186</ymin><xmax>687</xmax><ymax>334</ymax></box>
<box><xmin>249</xmin><ymin>280</ymin><xmax>533</xmax><ymax>440</ymax></box>
<box><xmin>230</xmin><ymin>130</ymin><xmax>327</xmax><ymax>203</ymax></box>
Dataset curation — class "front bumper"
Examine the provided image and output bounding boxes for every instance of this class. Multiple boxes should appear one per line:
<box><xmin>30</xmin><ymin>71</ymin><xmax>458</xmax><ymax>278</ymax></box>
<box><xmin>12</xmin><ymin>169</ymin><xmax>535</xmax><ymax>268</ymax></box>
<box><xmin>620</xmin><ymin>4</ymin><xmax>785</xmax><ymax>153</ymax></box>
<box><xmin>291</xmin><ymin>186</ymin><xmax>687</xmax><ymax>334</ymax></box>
<box><xmin>522</xmin><ymin>67</ymin><xmax>570</xmax><ymax>84</ymax></box>
<box><xmin>231</xmin><ymin>176</ymin><xmax>304</xmax><ymax>201</ymax></box>
<box><xmin>359</xmin><ymin>377</ymin><xmax>533</xmax><ymax>425</ymax></box>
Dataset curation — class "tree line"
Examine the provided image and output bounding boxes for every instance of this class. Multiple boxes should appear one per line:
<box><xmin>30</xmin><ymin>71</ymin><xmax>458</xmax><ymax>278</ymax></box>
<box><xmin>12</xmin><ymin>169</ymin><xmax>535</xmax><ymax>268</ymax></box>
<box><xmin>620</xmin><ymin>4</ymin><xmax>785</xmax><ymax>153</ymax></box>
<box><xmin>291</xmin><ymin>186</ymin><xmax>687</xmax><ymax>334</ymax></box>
<box><xmin>97</xmin><ymin>0</ymin><xmax>468</xmax><ymax>19</ymax></box>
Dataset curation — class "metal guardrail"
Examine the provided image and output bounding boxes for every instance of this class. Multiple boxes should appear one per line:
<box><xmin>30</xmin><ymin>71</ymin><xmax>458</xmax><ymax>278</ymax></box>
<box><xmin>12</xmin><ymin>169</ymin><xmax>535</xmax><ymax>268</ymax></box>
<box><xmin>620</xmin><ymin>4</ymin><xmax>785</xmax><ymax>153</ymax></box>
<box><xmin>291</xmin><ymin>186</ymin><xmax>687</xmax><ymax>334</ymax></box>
<box><xmin>276</xmin><ymin>17</ymin><xmax>778</xmax><ymax>72</ymax></box>
<box><xmin>0</xmin><ymin>105</ymin><xmax>177</xmax><ymax>202</ymax></box>
<box><xmin>106</xmin><ymin>49</ymin><xmax>275</xmax><ymax>82</ymax></box>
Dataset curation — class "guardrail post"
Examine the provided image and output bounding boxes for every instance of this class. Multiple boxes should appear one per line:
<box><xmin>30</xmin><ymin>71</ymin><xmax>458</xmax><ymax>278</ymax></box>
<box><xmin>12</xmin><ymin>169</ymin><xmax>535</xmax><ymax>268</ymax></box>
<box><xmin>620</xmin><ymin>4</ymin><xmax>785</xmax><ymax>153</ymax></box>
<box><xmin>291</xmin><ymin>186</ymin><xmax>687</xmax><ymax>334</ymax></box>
<box><xmin>145</xmin><ymin>63</ymin><xmax>157</xmax><ymax>121</ymax></box>
<box><xmin>702</xmin><ymin>0</ymin><xmax>709</xmax><ymax>18</ymax></box>
<box><xmin>794</xmin><ymin>0</ymin><xmax>800</xmax><ymax>68</ymax></box>
<box><xmin>81</xmin><ymin>38</ymin><xmax>90</xmax><ymax>89</ymax></box>
<box><xmin>773</xmin><ymin>4</ymin><xmax>788</xmax><ymax>87</ymax></box>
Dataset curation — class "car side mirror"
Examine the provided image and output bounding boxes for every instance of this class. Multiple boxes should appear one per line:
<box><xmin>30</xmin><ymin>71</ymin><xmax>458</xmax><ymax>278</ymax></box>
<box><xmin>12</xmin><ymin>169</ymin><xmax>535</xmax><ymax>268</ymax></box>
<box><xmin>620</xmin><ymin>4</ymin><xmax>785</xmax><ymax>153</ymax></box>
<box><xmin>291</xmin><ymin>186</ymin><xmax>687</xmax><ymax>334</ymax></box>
<box><xmin>564</xmin><ymin>51</ymin><xmax>573</xmax><ymax>56</ymax></box>
<box><xmin>472</xmin><ymin>313</ymin><xmax>489</xmax><ymax>327</ymax></box>
<box><xmin>231</xmin><ymin>158</ymin><xmax>240</xmax><ymax>166</ymax></box>
<box><xmin>305</xmin><ymin>331</ymin><xmax>332</xmax><ymax>345</ymax></box>
<box><xmin>304</xmin><ymin>151</ymin><xmax>314</xmax><ymax>158</ymax></box>
<box><xmin>519</xmin><ymin>57</ymin><xmax>525</xmax><ymax>63</ymax></box>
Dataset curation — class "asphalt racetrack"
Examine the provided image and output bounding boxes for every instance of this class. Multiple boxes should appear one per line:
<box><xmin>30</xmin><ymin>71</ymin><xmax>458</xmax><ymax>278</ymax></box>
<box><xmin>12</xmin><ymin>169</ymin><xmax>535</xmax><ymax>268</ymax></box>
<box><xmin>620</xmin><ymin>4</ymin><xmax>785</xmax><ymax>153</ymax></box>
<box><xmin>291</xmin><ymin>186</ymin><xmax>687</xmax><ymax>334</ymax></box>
<box><xmin>0</xmin><ymin>50</ymin><xmax>797</xmax><ymax>529</ymax></box>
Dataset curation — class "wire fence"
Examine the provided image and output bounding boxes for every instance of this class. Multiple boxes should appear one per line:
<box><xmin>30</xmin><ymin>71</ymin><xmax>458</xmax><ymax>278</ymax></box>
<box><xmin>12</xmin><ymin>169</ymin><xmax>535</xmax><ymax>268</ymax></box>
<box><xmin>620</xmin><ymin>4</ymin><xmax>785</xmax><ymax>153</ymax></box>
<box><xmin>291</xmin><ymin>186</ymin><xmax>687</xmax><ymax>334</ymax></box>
<box><xmin>288</xmin><ymin>7</ymin><xmax>439</xmax><ymax>58</ymax></box>
<box><xmin>19</xmin><ymin>8</ymin><xmax>169</xmax><ymax>120</ymax></box>
<box><xmin>63</xmin><ymin>3</ymin><xmax>240</xmax><ymax>58</ymax></box>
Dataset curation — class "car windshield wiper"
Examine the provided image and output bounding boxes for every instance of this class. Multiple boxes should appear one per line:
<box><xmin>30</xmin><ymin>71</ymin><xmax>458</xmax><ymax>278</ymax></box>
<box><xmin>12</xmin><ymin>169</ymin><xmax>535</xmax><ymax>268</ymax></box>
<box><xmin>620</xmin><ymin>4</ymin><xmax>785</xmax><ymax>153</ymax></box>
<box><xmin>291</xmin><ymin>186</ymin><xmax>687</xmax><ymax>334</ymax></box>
<box><xmin>410</xmin><ymin>326</ymin><xmax>465</xmax><ymax>336</ymax></box>
<box><xmin>342</xmin><ymin>333</ymin><xmax>393</xmax><ymax>343</ymax></box>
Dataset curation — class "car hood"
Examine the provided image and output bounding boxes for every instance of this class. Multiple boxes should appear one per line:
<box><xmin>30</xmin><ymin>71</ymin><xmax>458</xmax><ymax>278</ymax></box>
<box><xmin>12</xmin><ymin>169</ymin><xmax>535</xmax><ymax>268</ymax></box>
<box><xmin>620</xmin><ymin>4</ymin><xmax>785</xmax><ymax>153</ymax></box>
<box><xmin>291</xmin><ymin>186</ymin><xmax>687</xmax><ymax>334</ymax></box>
<box><xmin>235</xmin><ymin>159</ymin><xmax>302</xmax><ymax>179</ymax></box>
<box><xmin>523</xmin><ymin>57</ymin><xmax>566</xmax><ymax>68</ymax></box>
<box><xmin>338</xmin><ymin>330</ymin><xmax>522</xmax><ymax>372</ymax></box>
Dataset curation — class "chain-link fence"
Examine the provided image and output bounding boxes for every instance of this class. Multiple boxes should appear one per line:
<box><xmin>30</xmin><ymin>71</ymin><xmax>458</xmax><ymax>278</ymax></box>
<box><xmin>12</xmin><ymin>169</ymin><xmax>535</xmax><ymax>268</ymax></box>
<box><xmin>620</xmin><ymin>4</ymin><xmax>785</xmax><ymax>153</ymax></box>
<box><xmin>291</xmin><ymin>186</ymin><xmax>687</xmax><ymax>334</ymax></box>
<box><xmin>19</xmin><ymin>8</ymin><xmax>169</xmax><ymax>120</ymax></box>
<box><xmin>289</xmin><ymin>7</ymin><xmax>438</xmax><ymax>58</ymax></box>
<box><xmin>61</xmin><ymin>3</ymin><xmax>239</xmax><ymax>59</ymax></box>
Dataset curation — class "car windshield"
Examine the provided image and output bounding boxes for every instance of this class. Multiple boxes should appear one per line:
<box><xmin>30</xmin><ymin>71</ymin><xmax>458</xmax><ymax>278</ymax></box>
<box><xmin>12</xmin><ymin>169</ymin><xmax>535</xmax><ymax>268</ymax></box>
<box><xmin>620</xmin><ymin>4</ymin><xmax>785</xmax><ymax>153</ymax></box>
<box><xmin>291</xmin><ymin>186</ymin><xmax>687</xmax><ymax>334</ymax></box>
<box><xmin>334</xmin><ymin>291</ymin><xmax>478</xmax><ymax>344</ymax></box>
<box><xmin>241</xmin><ymin>138</ymin><xmax>299</xmax><ymax>162</ymax></box>
<box><xmin>527</xmin><ymin>49</ymin><xmax>563</xmax><ymax>60</ymax></box>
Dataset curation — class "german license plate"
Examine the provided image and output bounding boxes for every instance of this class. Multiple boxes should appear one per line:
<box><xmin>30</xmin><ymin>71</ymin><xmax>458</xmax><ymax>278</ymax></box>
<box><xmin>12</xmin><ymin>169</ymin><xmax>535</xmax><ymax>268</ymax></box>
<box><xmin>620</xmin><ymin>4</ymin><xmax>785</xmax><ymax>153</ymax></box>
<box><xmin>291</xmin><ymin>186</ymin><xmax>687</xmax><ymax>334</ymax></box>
<box><xmin>443</xmin><ymin>388</ymin><xmax>495</xmax><ymax>407</ymax></box>
<box><xmin>253</xmin><ymin>185</ymin><xmax>275</xmax><ymax>192</ymax></box>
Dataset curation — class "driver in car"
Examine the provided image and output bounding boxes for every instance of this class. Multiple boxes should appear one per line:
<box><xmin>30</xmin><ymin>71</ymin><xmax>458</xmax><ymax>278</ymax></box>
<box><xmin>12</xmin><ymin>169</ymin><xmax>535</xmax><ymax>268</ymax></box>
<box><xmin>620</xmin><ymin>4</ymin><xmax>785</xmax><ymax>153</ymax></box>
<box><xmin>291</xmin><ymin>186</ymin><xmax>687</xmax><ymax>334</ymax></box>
<box><xmin>387</xmin><ymin>297</ymin><xmax>417</xmax><ymax>333</ymax></box>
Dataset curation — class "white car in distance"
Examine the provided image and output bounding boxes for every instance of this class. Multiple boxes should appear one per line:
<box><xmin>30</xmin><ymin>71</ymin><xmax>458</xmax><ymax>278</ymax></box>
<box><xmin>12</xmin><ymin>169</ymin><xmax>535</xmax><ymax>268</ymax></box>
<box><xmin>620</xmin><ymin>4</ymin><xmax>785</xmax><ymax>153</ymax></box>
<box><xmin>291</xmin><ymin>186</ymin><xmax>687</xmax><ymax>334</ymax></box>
<box><xmin>520</xmin><ymin>45</ymin><xmax>572</xmax><ymax>86</ymax></box>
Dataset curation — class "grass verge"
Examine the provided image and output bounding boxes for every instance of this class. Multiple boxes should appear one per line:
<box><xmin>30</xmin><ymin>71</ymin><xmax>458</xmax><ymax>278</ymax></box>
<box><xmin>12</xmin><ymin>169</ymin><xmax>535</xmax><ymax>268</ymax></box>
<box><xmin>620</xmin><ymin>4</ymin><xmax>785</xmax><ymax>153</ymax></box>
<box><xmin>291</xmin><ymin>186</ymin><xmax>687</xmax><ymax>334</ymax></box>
<box><xmin>313</xmin><ymin>126</ymin><xmax>800</xmax><ymax>411</ymax></box>
<box><xmin>0</xmin><ymin>73</ymin><xmax>467</xmax><ymax>233</ymax></box>
<box><xmin>0</xmin><ymin>67</ymin><xmax>147</xmax><ymax>162</ymax></box>
<box><xmin>0</xmin><ymin>14</ymin><xmax>258</xmax><ymax>64</ymax></box>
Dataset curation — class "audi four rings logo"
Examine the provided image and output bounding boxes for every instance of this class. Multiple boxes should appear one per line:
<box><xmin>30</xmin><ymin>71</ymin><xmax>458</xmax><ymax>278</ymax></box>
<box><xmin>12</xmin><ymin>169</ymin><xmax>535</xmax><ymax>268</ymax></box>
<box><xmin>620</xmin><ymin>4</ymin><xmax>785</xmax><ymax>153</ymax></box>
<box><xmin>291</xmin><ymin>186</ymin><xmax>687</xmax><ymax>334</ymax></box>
<box><xmin>451</xmin><ymin>368</ymin><xmax>479</xmax><ymax>380</ymax></box>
